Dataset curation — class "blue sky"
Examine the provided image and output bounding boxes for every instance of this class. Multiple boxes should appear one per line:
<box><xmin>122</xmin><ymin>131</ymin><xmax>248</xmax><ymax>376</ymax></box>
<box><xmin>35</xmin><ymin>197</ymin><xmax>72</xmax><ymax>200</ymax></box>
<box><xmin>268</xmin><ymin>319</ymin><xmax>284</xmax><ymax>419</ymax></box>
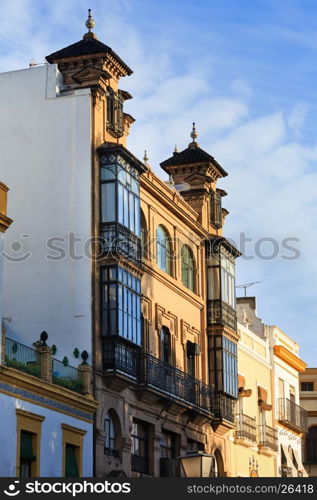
<box><xmin>1</xmin><ymin>0</ymin><xmax>317</xmax><ymax>364</ymax></box>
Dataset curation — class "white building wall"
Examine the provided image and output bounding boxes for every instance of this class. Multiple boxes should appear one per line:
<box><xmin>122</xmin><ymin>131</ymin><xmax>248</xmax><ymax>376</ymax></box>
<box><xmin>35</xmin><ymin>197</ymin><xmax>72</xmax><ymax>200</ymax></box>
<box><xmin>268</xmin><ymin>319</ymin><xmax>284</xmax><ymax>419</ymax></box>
<box><xmin>0</xmin><ymin>64</ymin><xmax>92</xmax><ymax>364</ymax></box>
<box><xmin>0</xmin><ymin>391</ymin><xmax>93</xmax><ymax>477</ymax></box>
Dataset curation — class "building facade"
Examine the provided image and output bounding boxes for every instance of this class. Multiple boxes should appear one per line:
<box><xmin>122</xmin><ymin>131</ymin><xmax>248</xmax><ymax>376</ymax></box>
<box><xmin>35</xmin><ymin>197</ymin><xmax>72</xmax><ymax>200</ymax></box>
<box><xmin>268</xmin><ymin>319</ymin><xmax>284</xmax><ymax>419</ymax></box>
<box><xmin>267</xmin><ymin>325</ymin><xmax>307</xmax><ymax>477</ymax></box>
<box><xmin>230</xmin><ymin>297</ymin><xmax>277</xmax><ymax>477</ymax></box>
<box><xmin>300</xmin><ymin>368</ymin><xmax>317</xmax><ymax>476</ymax></box>
<box><xmin>0</xmin><ymin>13</ymin><xmax>241</xmax><ymax>477</ymax></box>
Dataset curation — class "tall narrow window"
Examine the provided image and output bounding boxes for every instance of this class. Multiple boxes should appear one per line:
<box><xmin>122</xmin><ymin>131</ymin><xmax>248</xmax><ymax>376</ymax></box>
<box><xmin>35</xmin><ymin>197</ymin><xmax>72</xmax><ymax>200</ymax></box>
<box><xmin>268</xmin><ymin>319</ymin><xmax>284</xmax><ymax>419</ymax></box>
<box><xmin>104</xmin><ymin>412</ymin><xmax>117</xmax><ymax>457</ymax></box>
<box><xmin>156</xmin><ymin>226</ymin><xmax>171</xmax><ymax>275</ymax></box>
<box><xmin>131</xmin><ymin>420</ymin><xmax>149</xmax><ymax>474</ymax></box>
<box><xmin>210</xmin><ymin>190</ymin><xmax>222</xmax><ymax>228</ymax></box>
<box><xmin>140</xmin><ymin>210</ymin><xmax>148</xmax><ymax>259</ymax></box>
<box><xmin>160</xmin><ymin>327</ymin><xmax>171</xmax><ymax>364</ymax></box>
<box><xmin>181</xmin><ymin>245</ymin><xmax>195</xmax><ymax>292</ymax></box>
<box><xmin>20</xmin><ymin>431</ymin><xmax>36</xmax><ymax>478</ymax></box>
<box><xmin>160</xmin><ymin>431</ymin><xmax>178</xmax><ymax>477</ymax></box>
<box><xmin>186</xmin><ymin>341</ymin><xmax>196</xmax><ymax>377</ymax></box>
<box><xmin>101</xmin><ymin>266</ymin><xmax>142</xmax><ymax>345</ymax></box>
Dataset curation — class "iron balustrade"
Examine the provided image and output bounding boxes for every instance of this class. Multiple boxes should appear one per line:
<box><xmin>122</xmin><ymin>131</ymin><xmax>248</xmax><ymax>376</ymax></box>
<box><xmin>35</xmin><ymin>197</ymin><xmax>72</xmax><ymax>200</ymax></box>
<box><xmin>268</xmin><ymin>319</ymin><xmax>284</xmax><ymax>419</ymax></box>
<box><xmin>101</xmin><ymin>222</ymin><xmax>141</xmax><ymax>263</ymax></box>
<box><xmin>235</xmin><ymin>413</ymin><xmax>257</xmax><ymax>441</ymax></box>
<box><xmin>140</xmin><ymin>352</ymin><xmax>215</xmax><ymax>414</ymax></box>
<box><xmin>5</xmin><ymin>337</ymin><xmax>40</xmax><ymax>378</ymax></box>
<box><xmin>52</xmin><ymin>358</ymin><xmax>83</xmax><ymax>394</ymax></box>
<box><xmin>103</xmin><ymin>341</ymin><xmax>139</xmax><ymax>379</ymax></box>
<box><xmin>259</xmin><ymin>424</ymin><xmax>278</xmax><ymax>451</ymax></box>
<box><xmin>277</xmin><ymin>398</ymin><xmax>307</xmax><ymax>433</ymax></box>
<box><xmin>103</xmin><ymin>341</ymin><xmax>236</xmax><ymax>421</ymax></box>
<box><xmin>207</xmin><ymin>299</ymin><xmax>237</xmax><ymax>331</ymax></box>
<box><xmin>214</xmin><ymin>393</ymin><xmax>236</xmax><ymax>422</ymax></box>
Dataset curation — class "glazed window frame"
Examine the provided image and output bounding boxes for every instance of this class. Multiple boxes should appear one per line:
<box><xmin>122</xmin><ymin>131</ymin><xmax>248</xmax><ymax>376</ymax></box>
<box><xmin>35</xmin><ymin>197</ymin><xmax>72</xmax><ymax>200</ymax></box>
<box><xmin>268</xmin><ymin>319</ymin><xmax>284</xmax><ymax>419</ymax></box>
<box><xmin>101</xmin><ymin>266</ymin><xmax>142</xmax><ymax>346</ymax></box>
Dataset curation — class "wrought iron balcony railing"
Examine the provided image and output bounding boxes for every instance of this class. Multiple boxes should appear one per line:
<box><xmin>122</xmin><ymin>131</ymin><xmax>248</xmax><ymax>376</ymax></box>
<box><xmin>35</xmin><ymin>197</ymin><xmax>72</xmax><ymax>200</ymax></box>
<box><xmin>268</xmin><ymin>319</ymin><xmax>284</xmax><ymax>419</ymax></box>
<box><xmin>259</xmin><ymin>424</ymin><xmax>278</xmax><ymax>451</ymax></box>
<box><xmin>5</xmin><ymin>337</ymin><xmax>40</xmax><ymax>378</ymax></box>
<box><xmin>101</xmin><ymin>222</ymin><xmax>141</xmax><ymax>263</ymax></box>
<box><xmin>139</xmin><ymin>353</ymin><xmax>215</xmax><ymax>415</ymax></box>
<box><xmin>103</xmin><ymin>341</ymin><xmax>139</xmax><ymax>380</ymax></box>
<box><xmin>277</xmin><ymin>398</ymin><xmax>307</xmax><ymax>433</ymax></box>
<box><xmin>234</xmin><ymin>413</ymin><xmax>257</xmax><ymax>442</ymax></box>
<box><xmin>207</xmin><ymin>299</ymin><xmax>237</xmax><ymax>332</ymax></box>
<box><xmin>4</xmin><ymin>337</ymin><xmax>83</xmax><ymax>394</ymax></box>
<box><xmin>103</xmin><ymin>341</ymin><xmax>236</xmax><ymax>422</ymax></box>
<box><xmin>52</xmin><ymin>357</ymin><xmax>83</xmax><ymax>394</ymax></box>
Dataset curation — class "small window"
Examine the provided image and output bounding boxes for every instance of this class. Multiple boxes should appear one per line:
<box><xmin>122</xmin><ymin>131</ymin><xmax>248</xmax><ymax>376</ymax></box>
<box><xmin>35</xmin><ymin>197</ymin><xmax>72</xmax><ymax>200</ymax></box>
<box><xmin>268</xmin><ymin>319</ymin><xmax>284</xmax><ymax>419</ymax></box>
<box><xmin>65</xmin><ymin>444</ymin><xmax>79</xmax><ymax>477</ymax></box>
<box><xmin>156</xmin><ymin>226</ymin><xmax>172</xmax><ymax>275</ymax></box>
<box><xmin>181</xmin><ymin>245</ymin><xmax>195</xmax><ymax>292</ymax></box>
<box><xmin>301</xmin><ymin>382</ymin><xmax>314</xmax><ymax>391</ymax></box>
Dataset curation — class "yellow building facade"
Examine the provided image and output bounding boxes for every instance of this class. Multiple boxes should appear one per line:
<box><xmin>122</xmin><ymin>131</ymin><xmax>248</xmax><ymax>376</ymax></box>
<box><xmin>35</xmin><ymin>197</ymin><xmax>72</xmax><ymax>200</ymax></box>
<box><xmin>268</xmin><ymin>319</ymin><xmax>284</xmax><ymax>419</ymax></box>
<box><xmin>230</xmin><ymin>298</ymin><xmax>277</xmax><ymax>477</ymax></box>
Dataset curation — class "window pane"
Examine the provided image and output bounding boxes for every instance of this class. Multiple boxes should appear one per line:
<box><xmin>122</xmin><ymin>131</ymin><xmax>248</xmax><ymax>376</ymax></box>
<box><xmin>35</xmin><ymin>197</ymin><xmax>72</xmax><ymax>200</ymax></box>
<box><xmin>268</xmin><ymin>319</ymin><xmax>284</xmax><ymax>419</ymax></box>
<box><xmin>101</xmin><ymin>183</ymin><xmax>115</xmax><ymax>223</ymax></box>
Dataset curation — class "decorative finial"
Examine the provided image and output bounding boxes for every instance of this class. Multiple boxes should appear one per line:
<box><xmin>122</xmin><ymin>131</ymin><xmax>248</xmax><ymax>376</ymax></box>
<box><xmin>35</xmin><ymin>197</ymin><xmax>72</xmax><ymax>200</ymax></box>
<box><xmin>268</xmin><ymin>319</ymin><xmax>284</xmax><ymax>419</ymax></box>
<box><xmin>143</xmin><ymin>150</ymin><xmax>149</xmax><ymax>164</ymax></box>
<box><xmin>83</xmin><ymin>9</ymin><xmax>97</xmax><ymax>39</ymax></box>
<box><xmin>86</xmin><ymin>9</ymin><xmax>95</xmax><ymax>32</ymax></box>
<box><xmin>174</xmin><ymin>144</ymin><xmax>178</xmax><ymax>153</ymax></box>
<box><xmin>190</xmin><ymin>122</ymin><xmax>198</xmax><ymax>142</ymax></box>
<box><xmin>188</xmin><ymin>122</ymin><xmax>199</xmax><ymax>148</ymax></box>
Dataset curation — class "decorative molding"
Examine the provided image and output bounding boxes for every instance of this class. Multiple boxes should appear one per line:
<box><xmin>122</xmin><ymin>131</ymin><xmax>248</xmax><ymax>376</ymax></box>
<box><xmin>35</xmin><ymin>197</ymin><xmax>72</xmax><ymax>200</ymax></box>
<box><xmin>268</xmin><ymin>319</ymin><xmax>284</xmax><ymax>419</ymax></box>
<box><xmin>180</xmin><ymin>320</ymin><xmax>200</xmax><ymax>346</ymax></box>
<box><xmin>273</xmin><ymin>345</ymin><xmax>307</xmax><ymax>373</ymax></box>
<box><xmin>155</xmin><ymin>304</ymin><xmax>178</xmax><ymax>339</ymax></box>
<box><xmin>0</xmin><ymin>366</ymin><xmax>97</xmax><ymax>422</ymax></box>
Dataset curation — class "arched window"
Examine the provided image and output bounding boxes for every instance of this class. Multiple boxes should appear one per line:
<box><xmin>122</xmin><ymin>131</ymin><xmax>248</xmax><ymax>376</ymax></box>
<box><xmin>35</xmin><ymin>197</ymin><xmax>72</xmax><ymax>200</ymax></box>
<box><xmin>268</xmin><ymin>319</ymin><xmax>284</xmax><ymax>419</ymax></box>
<box><xmin>160</xmin><ymin>326</ymin><xmax>171</xmax><ymax>364</ymax></box>
<box><xmin>156</xmin><ymin>226</ymin><xmax>171</xmax><ymax>275</ymax></box>
<box><xmin>306</xmin><ymin>426</ymin><xmax>317</xmax><ymax>463</ymax></box>
<box><xmin>140</xmin><ymin>210</ymin><xmax>147</xmax><ymax>259</ymax></box>
<box><xmin>104</xmin><ymin>411</ymin><xmax>118</xmax><ymax>457</ymax></box>
<box><xmin>181</xmin><ymin>245</ymin><xmax>195</xmax><ymax>292</ymax></box>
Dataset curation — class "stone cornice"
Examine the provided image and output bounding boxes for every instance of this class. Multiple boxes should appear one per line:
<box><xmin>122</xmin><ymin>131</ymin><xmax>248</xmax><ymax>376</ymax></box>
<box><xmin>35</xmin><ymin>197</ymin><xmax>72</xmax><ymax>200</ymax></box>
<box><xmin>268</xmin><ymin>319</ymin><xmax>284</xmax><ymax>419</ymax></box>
<box><xmin>273</xmin><ymin>345</ymin><xmax>307</xmax><ymax>373</ymax></box>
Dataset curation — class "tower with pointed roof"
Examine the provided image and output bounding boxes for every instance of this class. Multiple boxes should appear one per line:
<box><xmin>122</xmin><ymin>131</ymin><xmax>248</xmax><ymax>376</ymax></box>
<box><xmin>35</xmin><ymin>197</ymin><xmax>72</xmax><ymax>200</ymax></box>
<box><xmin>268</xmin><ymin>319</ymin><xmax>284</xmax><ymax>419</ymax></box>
<box><xmin>46</xmin><ymin>10</ymin><xmax>135</xmax><ymax>146</ymax></box>
<box><xmin>160</xmin><ymin>123</ymin><xmax>229</xmax><ymax>231</ymax></box>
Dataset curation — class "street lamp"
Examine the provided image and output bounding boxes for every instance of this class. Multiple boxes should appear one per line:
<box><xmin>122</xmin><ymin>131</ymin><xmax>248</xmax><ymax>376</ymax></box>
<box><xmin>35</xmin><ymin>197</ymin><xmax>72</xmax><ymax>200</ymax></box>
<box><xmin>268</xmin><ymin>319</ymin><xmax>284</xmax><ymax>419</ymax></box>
<box><xmin>178</xmin><ymin>451</ymin><xmax>216</xmax><ymax>477</ymax></box>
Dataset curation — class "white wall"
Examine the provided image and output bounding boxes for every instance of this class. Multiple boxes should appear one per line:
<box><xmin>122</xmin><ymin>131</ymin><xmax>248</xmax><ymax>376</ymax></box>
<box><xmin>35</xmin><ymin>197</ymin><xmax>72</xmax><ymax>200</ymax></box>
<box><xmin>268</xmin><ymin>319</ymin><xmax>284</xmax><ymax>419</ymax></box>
<box><xmin>0</xmin><ymin>64</ymin><xmax>92</xmax><ymax>365</ymax></box>
<box><xmin>0</xmin><ymin>391</ymin><xmax>93</xmax><ymax>477</ymax></box>
<box><xmin>274</xmin><ymin>356</ymin><xmax>303</xmax><ymax>475</ymax></box>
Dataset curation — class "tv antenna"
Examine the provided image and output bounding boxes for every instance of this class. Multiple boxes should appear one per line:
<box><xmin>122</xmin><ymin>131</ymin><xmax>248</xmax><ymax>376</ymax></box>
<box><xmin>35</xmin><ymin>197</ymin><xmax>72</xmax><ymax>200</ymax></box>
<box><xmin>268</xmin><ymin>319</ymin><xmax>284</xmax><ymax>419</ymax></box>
<box><xmin>236</xmin><ymin>281</ymin><xmax>261</xmax><ymax>297</ymax></box>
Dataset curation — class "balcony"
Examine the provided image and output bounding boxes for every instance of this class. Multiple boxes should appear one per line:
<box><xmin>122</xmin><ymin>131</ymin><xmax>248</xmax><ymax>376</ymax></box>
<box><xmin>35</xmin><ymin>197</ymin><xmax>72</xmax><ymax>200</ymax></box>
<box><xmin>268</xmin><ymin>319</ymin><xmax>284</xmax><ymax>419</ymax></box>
<box><xmin>277</xmin><ymin>398</ymin><xmax>307</xmax><ymax>433</ymax></box>
<box><xmin>259</xmin><ymin>424</ymin><xmax>278</xmax><ymax>455</ymax></box>
<box><xmin>103</xmin><ymin>341</ymin><xmax>235</xmax><ymax>423</ymax></box>
<box><xmin>101</xmin><ymin>222</ymin><xmax>141</xmax><ymax>263</ymax></box>
<box><xmin>207</xmin><ymin>299</ymin><xmax>237</xmax><ymax>332</ymax></box>
<box><xmin>234</xmin><ymin>413</ymin><xmax>257</xmax><ymax>446</ymax></box>
<box><xmin>4</xmin><ymin>336</ymin><xmax>84</xmax><ymax>394</ymax></box>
